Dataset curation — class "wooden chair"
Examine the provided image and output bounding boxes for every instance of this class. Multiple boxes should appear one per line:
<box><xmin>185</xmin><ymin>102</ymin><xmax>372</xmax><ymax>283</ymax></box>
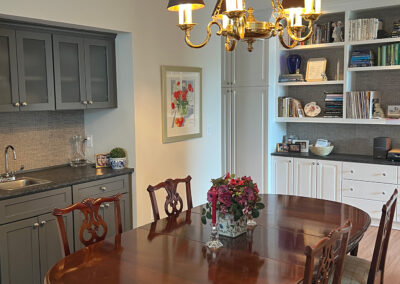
<box><xmin>341</xmin><ymin>189</ymin><xmax>398</xmax><ymax>284</ymax></box>
<box><xmin>303</xmin><ymin>220</ymin><xmax>352</xmax><ymax>284</ymax></box>
<box><xmin>53</xmin><ymin>193</ymin><xmax>122</xmax><ymax>256</ymax></box>
<box><xmin>147</xmin><ymin>175</ymin><xmax>192</xmax><ymax>220</ymax></box>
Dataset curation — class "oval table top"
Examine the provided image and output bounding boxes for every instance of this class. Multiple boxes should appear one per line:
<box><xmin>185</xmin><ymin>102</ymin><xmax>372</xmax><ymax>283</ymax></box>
<box><xmin>46</xmin><ymin>194</ymin><xmax>371</xmax><ymax>284</ymax></box>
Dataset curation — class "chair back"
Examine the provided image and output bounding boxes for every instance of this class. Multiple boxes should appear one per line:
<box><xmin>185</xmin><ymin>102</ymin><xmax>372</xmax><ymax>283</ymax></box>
<box><xmin>53</xmin><ymin>193</ymin><xmax>122</xmax><ymax>256</ymax></box>
<box><xmin>147</xmin><ymin>176</ymin><xmax>192</xmax><ymax>220</ymax></box>
<box><xmin>368</xmin><ymin>189</ymin><xmax>398</xmax><ymax>283</ymax></box>
<box><xmin>303</xmin><ymin>220</ymin><xmax>352</xmax><ymax>284</ymax></box>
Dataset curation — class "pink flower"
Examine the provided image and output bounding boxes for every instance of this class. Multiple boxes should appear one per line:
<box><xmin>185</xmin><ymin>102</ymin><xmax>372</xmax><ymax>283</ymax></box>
<box><xmin>188</xmin><ymin>83</ymin><xmax>193</xmax><ymax>92</ymax></box>
<box><xmin>177</xmin><ymin>81</ymin><xmax>180</xmax><ymax>86</ymax></box>
<box><xmin>171</xmin><ymin>103</ymin><xmax>175</xmax><ymax>109</ymax></box>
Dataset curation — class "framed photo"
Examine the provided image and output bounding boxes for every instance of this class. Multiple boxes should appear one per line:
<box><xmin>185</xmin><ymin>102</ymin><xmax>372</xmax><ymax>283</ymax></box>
<box><xmin>289</xmin><ymin>143</ymin><xmax>301</xmax><ymax>152</ymax></box>
<box><xmin>161</xmin><ymin>66</ymin><xmax>202</xmax><ymax>143</ymax></box>
<box><xmin>306</xmin><ymin>58</ymin><xmax>327</xmax><ymax>82</ymax></box>
<box><xmin>95</xmin><ymin>153</ymin><xmax>110</xmax><ymax>168</ymax></box>
<box><xmin>277</xmin><ymin>143</ymin><xmax>289</xmax><ymax>152</ymax></box>
<box><xmin>293</xmin><ymin>140</ymin><xmax>310</xmax><ymax>153</ymax></box>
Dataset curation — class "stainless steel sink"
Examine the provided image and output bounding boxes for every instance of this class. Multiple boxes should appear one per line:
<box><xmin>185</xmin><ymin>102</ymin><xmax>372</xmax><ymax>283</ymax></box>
<box><xmin>0</xmin><ymin>178</ymin><xmax>51</xmax><ymax>190</ymax></box>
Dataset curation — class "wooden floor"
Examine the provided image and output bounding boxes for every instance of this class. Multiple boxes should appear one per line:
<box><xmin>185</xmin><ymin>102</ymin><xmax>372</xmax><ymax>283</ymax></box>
<box><xmin>357</xmin><ymin>227</ymin><xmax>400</xmax><ymax>283</ymax></box>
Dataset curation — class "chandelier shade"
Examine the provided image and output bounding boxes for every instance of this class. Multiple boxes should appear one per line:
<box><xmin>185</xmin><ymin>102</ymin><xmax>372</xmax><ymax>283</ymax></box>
<box><xmin>282</xmin><ymin>0</ymin><xmax>305</xmax><ymax>9</ymax></box>
<box><xmin>167</xmin><ymin>0</ymin><xmax>205</xmax><ymax>11</ymax></box>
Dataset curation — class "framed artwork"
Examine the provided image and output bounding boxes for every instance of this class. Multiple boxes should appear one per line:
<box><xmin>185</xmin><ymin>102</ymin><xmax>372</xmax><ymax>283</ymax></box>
<box><xmin>293</xmin><ymin>140</ymin><xmax>310</xmax><ymax>153</ymax></box>
<box><xmin>289</xmin><ymin>143</ymin><xmax>301</xmax><ymax>152</ymax></box>
<box><xmin>95</xmin><ymin>153</ymin><xmax>110</xmax><ymax>168</ymax></box>
<box><xmin>161</xmin><ymin>66</ymin><xmax>202</xmax><ymax>143</ymax></box>
<box><xmin>306</xmin><ymin>58</ymin><xmax>327</xmax><ymax>82</ymax></box>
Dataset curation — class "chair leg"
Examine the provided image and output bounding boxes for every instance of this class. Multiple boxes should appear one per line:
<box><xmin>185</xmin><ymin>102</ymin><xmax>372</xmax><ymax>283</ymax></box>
<box><xmin>350</xmin><ymin>244</ymin><xmax>359</xmax><ymax>256</ymax></box>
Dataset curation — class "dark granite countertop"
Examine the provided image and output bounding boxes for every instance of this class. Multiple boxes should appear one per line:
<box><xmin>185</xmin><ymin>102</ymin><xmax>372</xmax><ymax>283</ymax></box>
<box><xmin>271</xmin><ymin>152</ymin><xmax>400</xmax><ymax>166</ymax></box>
<box><xmin>0</xmin><ymin>164</ymin><xmax>134</xmax><ymax>201</ymax></box>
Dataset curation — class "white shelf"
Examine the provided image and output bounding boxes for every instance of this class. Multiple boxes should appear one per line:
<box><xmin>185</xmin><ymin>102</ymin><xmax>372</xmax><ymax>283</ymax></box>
<box><xmin>348</xmin><ymin>65</ymin><xmax>400</xmax><ymax>72</ymax></box>
<box><xmin>275</xmin><ymin>117</ymin><xmax>400</xmax><ymax>125</ymax></box>
<box><xmin>348</xmin><ymin>37</ymin><xmax>400</xmax><ymax>46</ymax></box>
<box><xmin>278</xmin><ymin>80</ymin><xmax>344</xmax><ymax>86</ymax></box>
<box><xmin>279</xmin><ymin>42</ymin><xmax>345</xmax><ymax>51</ymax></box>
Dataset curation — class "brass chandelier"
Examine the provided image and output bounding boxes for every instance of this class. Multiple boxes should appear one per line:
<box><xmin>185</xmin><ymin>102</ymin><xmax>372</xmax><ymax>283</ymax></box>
<box><xmin>167</xmin><ymin>0</ymin><xmax>322</xmax><ymax>52</ymax></box>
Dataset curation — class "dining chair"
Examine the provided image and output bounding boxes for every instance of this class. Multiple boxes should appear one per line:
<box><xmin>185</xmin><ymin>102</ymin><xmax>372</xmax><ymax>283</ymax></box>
<box><xmin>53</xmin><ymin>193</ymin><xmax>122</xmax><ymax>256</ymax></box>
<box><xmin>302</xmin><ymin>220</ymin><xmax>352</xmax><ymax>284</ymax></box>
<box><xmin>341</xmin><ymin>189</ymin><xmax>398</xmax><ymax>284</ymax></box>
<box><xmin>147</xmin><ymin>175</ymin><xmax>192</xmax><ymax>220</ymax></box>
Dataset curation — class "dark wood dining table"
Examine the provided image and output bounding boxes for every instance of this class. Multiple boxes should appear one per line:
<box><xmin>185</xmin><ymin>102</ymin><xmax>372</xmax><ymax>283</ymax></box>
<box><xmin>45</xmin><ymin>194</ymin><xmax>371</xmax><ymax>284</ymax></box>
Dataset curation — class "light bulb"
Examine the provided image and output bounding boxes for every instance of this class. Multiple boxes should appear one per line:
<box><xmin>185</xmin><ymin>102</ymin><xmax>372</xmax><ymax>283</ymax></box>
<box><xmin>305</xmin><ymin>0</ymin><xmax>313</xmax><ymax>13</ymax></box>
<box><xmin>222</xmin><ymin>15</ymin><xmax>229</xmax><ymax>29</ymax></box>
<box><xmin>226</xmin><ymin>0</ymin><xmax>243</xmax><ymax>12</ymax></box>
<box><xmin>315</xmin><ymin>0</ymin><xmax>321</xmax><ymax>13</ymax></box>
<box><xmin>179</xmin><ymin>4</ymin><xmax>193</xmax><ymax>25</ymax></box>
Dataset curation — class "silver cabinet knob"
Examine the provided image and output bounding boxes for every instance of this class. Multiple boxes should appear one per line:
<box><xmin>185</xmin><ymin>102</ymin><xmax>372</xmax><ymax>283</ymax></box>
<box><xmin>105</xmin><ymin>203</ymin><xmax>110</xmax><ymax>208</ymax></box>
<box><xmin>382</xmin><ymin>192</ymin><xmax>386</xmax><ymax>195</ymax></box>
<box><xmin>82</xmin><ymin>101</ymin><xmax>88</xmax><ymax>105</ymax></box>
<box><xmin>350</xmin><ymin>188</ymin><xmax>354</xmax><ymax>192</ymax></box>
<box><xmin>33</xmin><ymin>223</ymin><xmax>39</xmax><ymax>228</ymax></box>
<box><xmin>21</xmin><ymin>102</ymin><xmax>28</xmax><ymax>106</ymax></box>
<box><xmin>40</xmin><ymin>221</ymin><xmax>47</xmax><ymax>226</ymax></box>
<box><xmin>317</xmin><ymin>162</ymin><xmax>320</xmax><ymax>166</ymax></box>
<box><xmin>100</xmin><ymin>186</ymin><xmax>107</xmax><ymax>191</ymax></box>
<box><xmin>350</xmin><ymin>170</ymin><xmax>354</xmax><ymax>174</ymax></box>
<box><xmin>289</xmin><ymin>160</ymin><xmax>292</xmax><ymax>163</ymax></box>
<box><xmin>88</xmin><ymin>100</ymin><xmax>93</xmax><ymax>105</ymax></box>
<box><xmin>382</xmin><ymin>173</ymin><xmax>386</xmax><ymax>177</ymax></box>
<box><xmin>312</xmin><ymin>162</ymin><xmax>315</xmax><ymax>165</ymax></box>
<box><xmin>14</xmin><ymin>102</ymin><xmax>20</xmax><ymax>107</ymax></box>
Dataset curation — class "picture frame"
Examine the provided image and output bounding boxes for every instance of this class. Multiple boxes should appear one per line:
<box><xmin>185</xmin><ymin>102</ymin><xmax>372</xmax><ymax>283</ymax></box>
<box><xmin>293</xmin><ymin>140</ymin><xmax>310</xmax><ymax>153</ymax></box>
<box><xmin>289</xmin><ymin>143</ymin><xmax>301</xmax><ymax>153</ymax></box>
<box><xmin>161</xmin><ymin>66</ymin><xmax>202</xmax><ymax>143</ymax></box>
<box><xmin>306</xmin><ymin>58</ymin><xmax>327</xmax><ymax>82</ymax></box>
<box><xmin>95</xmin><ymin>153</ymin><xmax>110</xmax><ymax>168</ymax></box>
<box><xmin>277</xmin><ymin>143</ymin><xmax>289</xmax><ymax>152</ymax></box>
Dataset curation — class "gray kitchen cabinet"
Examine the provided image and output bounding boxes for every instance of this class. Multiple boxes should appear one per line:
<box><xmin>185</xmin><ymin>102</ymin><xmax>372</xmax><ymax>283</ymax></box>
<box><xmin>0</xmin><ymin>28</ymin><xmax>19</xmax><ymax>112</ymax></box>
<box><xmin>53</xmin><ymin>35</ymin><xmax>86</xmax><ymax>110</ymax></box>
<box><xmin>102</xmin><ymin>193</ymin><xmax>131</xmax><ymax>238</ymax></box>
<box><xmin>16</xmin><ymin>30</ymin><xmax>55</xmax><ymax>111</ymax></box>
<box><xmin>84</xmin><ymin>38</ymin><xmax>117</xmax><ymax>109</ymax></box>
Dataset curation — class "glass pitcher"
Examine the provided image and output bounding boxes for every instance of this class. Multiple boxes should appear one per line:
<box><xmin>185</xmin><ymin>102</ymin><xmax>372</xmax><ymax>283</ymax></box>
<box><xmin>69</xmin><ymin>135</ymin><xmax>87</xmax><ymax>167</ymax></box>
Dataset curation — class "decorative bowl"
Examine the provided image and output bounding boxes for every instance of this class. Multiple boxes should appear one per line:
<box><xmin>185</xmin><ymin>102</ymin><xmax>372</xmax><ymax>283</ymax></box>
<box><xmin>110</xmin><ymin>158</ymin><xmax>126</xmax><ymax>170</ymax></box>
<box><xmin>310</xmin><ymin>145</ymin><xmax>334</xmax><ymax>156</ymax></box>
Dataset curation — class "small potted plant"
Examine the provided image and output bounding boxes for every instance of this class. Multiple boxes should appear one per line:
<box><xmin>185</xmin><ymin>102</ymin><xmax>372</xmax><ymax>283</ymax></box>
<box><xmin>109</xmin><ymin>148</ymin><xmax>127</xmax><ymax>170</ymax></box>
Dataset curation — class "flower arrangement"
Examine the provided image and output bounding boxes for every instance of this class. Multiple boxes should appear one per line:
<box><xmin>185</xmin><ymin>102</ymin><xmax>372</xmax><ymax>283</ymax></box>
<box><xmin>171</xmin><ymin>80</ymin><xmax>193</xmax><ymax>128</ymax></box>
<box><xmin>201</xmin><ymin>173</ymin><xmax>265</xmax><ymax>225</ymax></box>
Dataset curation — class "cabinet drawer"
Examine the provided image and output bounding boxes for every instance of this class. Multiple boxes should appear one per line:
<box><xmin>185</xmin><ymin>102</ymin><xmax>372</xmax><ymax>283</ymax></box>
<box><xmin>73</xmin><ymin>175</ymin><xmax>129</xmax><ymax>202</ymax></box>
<box><xmin>342</xmin><ymin>180</ymin><xmax>396</xmax><ymax>202</ymax></box>
<box><xmin>0</xmin><ymin>187</ymin><xmax>71</xmax><ymax>225</ymax></box>
<box><xmin>342</xmin><ymin>162</ymin><xmax>397</xmax><ymax>184</ymax></box>
<box><xmin>342</xmin><ymin>196</ymin><xmax>384</xmax><ymax>220</ymax></box>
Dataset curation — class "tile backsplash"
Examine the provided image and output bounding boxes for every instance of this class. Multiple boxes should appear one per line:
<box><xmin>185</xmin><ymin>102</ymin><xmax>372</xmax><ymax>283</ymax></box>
<box><xmin>286</xmin><ymin>123</ymin><xmax>400</xmax><ymax>156</ymax></box>
<box><xmin>0</xmin><ymin>111</ymin><xmax>84</xmax><ymax>173</ymax></box>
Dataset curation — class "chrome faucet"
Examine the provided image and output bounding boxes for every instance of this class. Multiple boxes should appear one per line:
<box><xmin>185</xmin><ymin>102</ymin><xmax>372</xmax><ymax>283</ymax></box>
<box><xmin>4</xmin><ymin>145</ymin><xmax>17</xmax><ymax>181</ymax></box>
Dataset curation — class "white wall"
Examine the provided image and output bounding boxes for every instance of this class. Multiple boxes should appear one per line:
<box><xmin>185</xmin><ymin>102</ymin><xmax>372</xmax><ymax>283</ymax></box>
<box><xmin>0</xmin><ymin>0</ymin><xmax>222</xmax><ymax>227</ymax></box>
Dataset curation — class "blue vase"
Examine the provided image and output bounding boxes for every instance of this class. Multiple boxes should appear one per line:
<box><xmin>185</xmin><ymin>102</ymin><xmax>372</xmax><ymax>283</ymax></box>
<box><xmin>287</xmin><ymin>54</ymin><xmax>302</xmax><ymax>74</ymax></box>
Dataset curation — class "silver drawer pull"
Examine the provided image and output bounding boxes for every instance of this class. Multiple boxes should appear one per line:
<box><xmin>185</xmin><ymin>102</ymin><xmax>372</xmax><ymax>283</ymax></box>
<box><xmin>40</xmin><ymin>221</ymin><xmax>47</xmax><ymax>226</ymax></box>
<box><xmin>33</xmin><ymin>223</ymin><xmax>39</xmax><ymax>228</ymax></box>
<box><xmin>21</xmin><ymin>102</ymin><xmax>28</xmax><ymax>106</ymax></box>
<box><xmin>100</xmin><ymin>186</ymin><xmax>107</xmax><ymax>191</ymax></box>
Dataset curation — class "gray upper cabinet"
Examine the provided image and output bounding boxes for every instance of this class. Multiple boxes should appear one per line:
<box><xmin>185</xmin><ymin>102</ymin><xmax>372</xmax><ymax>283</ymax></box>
<box><xmin>0</xmin><ymin>28</ymin><xmax>19</xmax><ymax>112</ymax></box>
<box><xmin>16</xmin><ymin>30</ymin><xmax>55</xmax><ymax>111</ymax></box>
<box><xmin>84</xmin><ymin>38</ymin><xmax>117</xmax><ymax>109</ymax></box>
<box><xmin>53</xmin><ymin>35</ymin><xmax>86</xmax><ymax>110</ymax></box>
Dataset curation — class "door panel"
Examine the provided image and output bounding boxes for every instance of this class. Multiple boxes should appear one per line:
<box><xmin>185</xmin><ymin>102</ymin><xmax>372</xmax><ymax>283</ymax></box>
<box><xmin>0</xmin><ymin>28</ymin><xmax>19</xmax><ymax>112</ymax></box>
<box><xmin>221</xmin><ymin>38</ymin><xmax>233</xmax><ymax>87</ymax></box>
<box><xmin>293</xmin><ymin>158</ymin><xmax>317</xmax><ymax>198</ymax></box>
<box><xmin>272</xmin><ymin>156</ymin><xmax>293</xmax><ymax>195</ymax></box>
<box><xmin>0</xmin><ymin>217</ymin><xmax>40</xmax><ymax>284</ymax></box>
<box><xmin>222</xmin><ymin>88</ymin><xmax>232</xmax><ymax>174</ymax></box>
<box><xmin>317</xmin><ymin>160</ymin><xmax>342</xmax><ymax>202</ymax></box>
<box><xmin>16</xmin><ymin>30</ymin><xmax>54</xmax><ymax>111</ymax></box>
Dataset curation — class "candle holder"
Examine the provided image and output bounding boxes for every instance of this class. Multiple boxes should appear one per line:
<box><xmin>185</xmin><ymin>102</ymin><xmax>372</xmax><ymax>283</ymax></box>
<box><xmin>206</xmin><ymin>224</ymin><xmax>223</xmax><ymax>249</ymax></box>
<box><xmin>247</xmin><ymin>215</ymin><xmax>257</xmax><ymax>227</ymax></box>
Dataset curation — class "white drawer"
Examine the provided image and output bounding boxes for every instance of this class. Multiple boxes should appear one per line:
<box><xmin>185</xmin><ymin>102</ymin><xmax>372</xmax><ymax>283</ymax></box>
<box><xmin>342</xmin><ymin>196</ymin><xmax>384</xmax><ymax>220</ymax></box>
<box><xmin>342</xmin><ymin>180</ymin><xmax>396</xmax><ymax>202</ymax></box>
<box><xmin>342</xmin><ymin>162</ymin><xmax>397</xmax><ymax>184</ymax></box>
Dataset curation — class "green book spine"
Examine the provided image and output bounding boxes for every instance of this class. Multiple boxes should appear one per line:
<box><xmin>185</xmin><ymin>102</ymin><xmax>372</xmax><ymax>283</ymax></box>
<box><xmin>382</xmin><ymin>45</ymin><xmax>387</xmax><ymax>66</ymax></box>
<box><xmin>391</xmin><ymin>44</ymin><xmax>395</xmax><ymax>65</ymax></box>
<box><xmin>378</xmin><ymin>46</ymin><xmax>382</xmax><ymax>66</ymax></box>
<box><xmin>387</xmin><ymin>45</ymin><xmax>391</xmax><ymax>65</ymax></box>
<box><xmin>396</xmin><ymin>43</ymin><xmax>400</xmax><ymax>65</ymax></box>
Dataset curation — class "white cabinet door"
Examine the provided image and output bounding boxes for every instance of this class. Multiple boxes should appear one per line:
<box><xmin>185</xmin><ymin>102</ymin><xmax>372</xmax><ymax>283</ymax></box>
<box><xmin>233</xmin><ymin>87</ymin><xmax>267</xmax><ymax>190</ymax></box>
<box><xmin>221</xmin><ymin>88</ymin><xmax>232</xmax><ymax>174</ymax></box>
<box><xmin>234</xmin><ymin>40</ymin><xmax>268</xmax><ymax>87</ymax></box>
<box><xmin>272</xmin><ymin>156</ymin><xmax>293</xmax><ymax>195</ymax></box>
<box><xmin>293</xmin><ymin>158</ymin><xmax>317</xmax><ymax>198</ymax></box>
<box><xmin>317</xmin><ymin>160</ymin><xmax>342</xmax><ymax>202</ymax></box>
<box><xmin>221</xmin><ymin>39</ymin><xmax>233</xmax><ymax>87</ymax></box>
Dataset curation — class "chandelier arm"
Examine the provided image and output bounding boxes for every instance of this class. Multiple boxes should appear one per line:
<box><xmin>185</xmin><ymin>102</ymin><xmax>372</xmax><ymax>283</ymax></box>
<box><xmin>286</xmin><ymin>20</ymin><xmax>315</xmax><ymax>42</ymax></box>
<box><xmin>278</xmin><ymin>32</ymin><xmax>298</xmax><ymax>49</ymax></box>
<box><xmin>225</xmin><ymin>38</ymin><xmax>237</xmax><ymax>52</ymax></box>
<box><xmin>184</xmin><ymin>20</ymin><xmax>223</xmax><ymax>49</ymax></box>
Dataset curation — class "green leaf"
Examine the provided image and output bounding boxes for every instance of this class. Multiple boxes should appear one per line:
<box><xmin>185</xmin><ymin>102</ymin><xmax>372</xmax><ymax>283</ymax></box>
<box><xmin>252</xmin><ymin>209</ymin><xmax>260</xmax><ymax>218</ymax></box>
<box><xmin>255</xmin><ymin>203</ymin><xmax>265</xmax><ymax>210</ymax></box>
<box><xmin>201</xmin><ymin>216</ymin><xmax>207</xmax><ymax>225</ymax></box>
<box><xmin>202</xmin><ymin>208</ymin><xmax>206</xmax><ymax>215</ymax></box>
<box><xmin>206</xmin><ymin>203</ymin><xmax>210</xmax><ymax>209</ymax></box>
<box><xmin>206</xmin><ymin>211</ymin><xmax>212</xmax><ymax>219</ymax></box>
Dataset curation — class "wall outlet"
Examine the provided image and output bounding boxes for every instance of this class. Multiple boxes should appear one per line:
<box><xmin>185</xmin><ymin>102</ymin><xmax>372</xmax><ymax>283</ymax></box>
<box><xmin>86</xmin><ymin>135</ymin><xmax>93</xmax><ymax>148</ymax></box>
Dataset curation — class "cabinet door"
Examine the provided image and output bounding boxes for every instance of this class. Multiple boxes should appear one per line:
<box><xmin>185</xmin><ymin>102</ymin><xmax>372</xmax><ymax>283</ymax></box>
<box><xmin>0</xmin><ymin>28</ymin><xmax>19</xmax><ymax>112</ymax></box>
<box><xmin>16</xmin><ymin>30</ymin><xmax>55</xmax><ymax>111</ymax></box>
<box><xmin>233</xmin><ymin>87</ymin><xmax>267</xmax><ymax>191</ymax></box>
<box><xmin>317</xmin><ymin>160</ymin><xmax>342</xmax><ymax>202</ymax></box>
<box><xmin>38</xmin><ymin>213</ymin><xmax>73</xmax><ymax>283</ymax></box>
<box><xmin>234</xmin><ymin>40</ymin><xmax>268</xmax><ymax>87</ymax></box>
<box><xmin>0</xmin><ymin>217</ymin><xmax>40</xmax><ymax>284</ymax></box>
<box><xmin>84</xmin><ymin>38</ymin><xmax>117</xmax><ymax>109</ymax></box>
<box><xmin>293</xmin><ymin>158</ymin><xmax>317</xmax><ymax>198</ymax></box>
<box><xmin>221</xmin><ymin>38</ymin><xmax>234</xmax><ymax>87</ymax></box>
<box><xmin>271</xmin><ymin>156</ymin><xmax>293</xmax><ymax>195</ymax></box>
<box><xmin>222</xmin><ymin>88</ymin><xmax>233</xmax><ymax>174</ymax></box>
<box><xmin>53</xmin><ymin>35</ymin><xmax>86</xmax><ymax>110</ymax></box>
<box><xmin>103</xmin><ymin>193</ymin><xmax>132</xmax><ymax>237</ymax></box>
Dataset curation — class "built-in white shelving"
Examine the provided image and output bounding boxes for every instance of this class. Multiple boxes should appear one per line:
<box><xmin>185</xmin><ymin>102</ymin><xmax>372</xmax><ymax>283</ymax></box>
<box><xmin>278</xmin><ymin>80</ymin><xmax>344</xmax><ymax>86</ymax></box>
<box><xmin>348</xmin><ymin>37</ymin><xmax>400</xmax><ymax>46</ymax></box>
<box><xmin>348</xmin><ymin>65</ymin><xmax>400</xmax><ymax>72</ymax></box>
<box><xmin>276</xmin><ymin>117</ymin><xmax>400</xmax><ymax>125</ymax></box>
<box><xmin>279</xmin><ymin>42</ymin><xmax>345</xmax><ymax>51</ymax></box>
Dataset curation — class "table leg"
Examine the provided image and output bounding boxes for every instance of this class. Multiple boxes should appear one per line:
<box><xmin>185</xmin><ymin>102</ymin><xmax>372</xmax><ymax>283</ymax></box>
<box><xmin>350</xmin><ymin>244</ymin><xmax>359</xmax><ymax>256</ymax></box>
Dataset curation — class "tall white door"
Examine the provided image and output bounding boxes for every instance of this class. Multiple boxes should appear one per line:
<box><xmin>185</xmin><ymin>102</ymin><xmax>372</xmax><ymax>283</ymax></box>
<box><xmin>221</xmin><ymin>88</ymin><xmax>233</xmax><ymax>174</ymax></box>
<box><xmin>317</xmin><ymin>160</ymin><xmax>342</xmax><ymax>202</ymax></box>
<box><xmin>271</xmin><ymin>156</ymin><xmax>293</xmax><ymax>195</ymax></box>
<box><xmin>233</xmin><ymin>87</ymin><xmax>267</xmax><ymax>190</ymax></box>
<box><xmin>293</xmin><ymin>158</ymin><xmax>317</xmax><ymax>198</ymax></box>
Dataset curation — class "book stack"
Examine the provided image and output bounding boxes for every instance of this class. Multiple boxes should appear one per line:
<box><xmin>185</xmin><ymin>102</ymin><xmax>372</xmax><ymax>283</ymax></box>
<box><xmin>346</xmin><ymin>91</ymin><xmax>381</xmax><ymax>119</ymax></box>
<box><xmin>278</xmin><ymin>97</ymin><xmax>305</xmax><ymax>118</ymax></box>
<box><xmin>278</xmin><ymin>74</ymin><xmax>305</xmax><ymax>83</ymax></box>
<box><xmin>302</xmin><ymin>21</ymin><xmax>344</xmax><ymax>45</ymax></box>
<box><xmin>348</xmin><ymin>18</ymin><xmax>379</xmax><ymax>41</ymax></box>
<box><xmin>392</xmin><ymin>21</ymin><xmax>400</xmax><ymax>38</ymax></box>
<box><xmin>324</xmin><ymin>93</ymin><xmax>343</xmax><ymax>118</ymax></box>
<box><xmin>349</xmin><ymin>50</ymin><xmax>374</xmax><ymax>67</ymax></box>
<box><xmin>378</xmin><ymin>44</ymin><xmax>400</xmax><ymax>66</ymax></box>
